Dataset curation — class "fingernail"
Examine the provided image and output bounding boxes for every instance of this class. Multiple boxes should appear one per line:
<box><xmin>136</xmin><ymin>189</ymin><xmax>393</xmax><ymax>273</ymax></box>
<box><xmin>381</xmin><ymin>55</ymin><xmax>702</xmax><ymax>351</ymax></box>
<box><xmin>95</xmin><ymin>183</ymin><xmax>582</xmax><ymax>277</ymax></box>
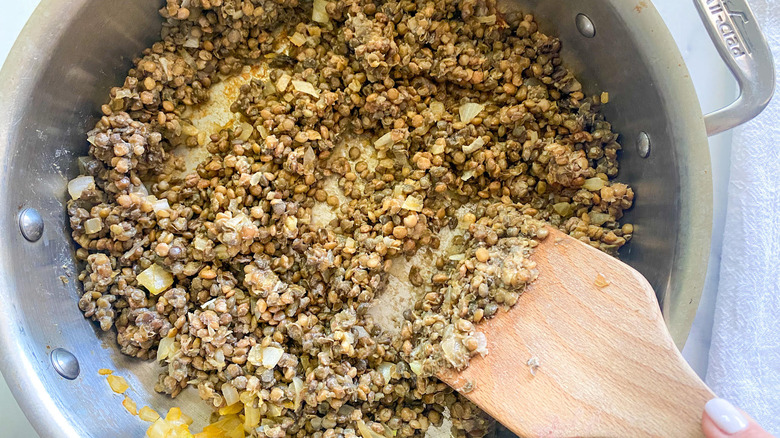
<box><xmin>705</xmin><ymin>398</ymin><xmax>749</xmax><ymax>434</ymax></box>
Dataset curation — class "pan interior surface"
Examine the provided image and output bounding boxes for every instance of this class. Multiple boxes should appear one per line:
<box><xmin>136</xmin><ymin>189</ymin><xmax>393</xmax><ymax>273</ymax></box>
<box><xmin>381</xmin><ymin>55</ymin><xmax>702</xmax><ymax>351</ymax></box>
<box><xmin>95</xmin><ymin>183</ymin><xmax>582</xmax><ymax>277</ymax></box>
<box><xmin>0</xmin><ymin>0</ymin><xmax>711</xmax><ymax>437</ymax></box>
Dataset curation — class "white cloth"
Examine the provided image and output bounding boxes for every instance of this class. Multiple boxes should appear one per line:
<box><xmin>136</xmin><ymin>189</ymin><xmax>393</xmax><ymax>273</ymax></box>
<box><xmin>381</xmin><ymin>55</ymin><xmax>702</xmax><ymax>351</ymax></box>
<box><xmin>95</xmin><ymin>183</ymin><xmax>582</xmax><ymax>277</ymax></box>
<box><xmin>705</xmin><ymin>0</ymin><xmax>780</xmax><ymax>433</ymax></box>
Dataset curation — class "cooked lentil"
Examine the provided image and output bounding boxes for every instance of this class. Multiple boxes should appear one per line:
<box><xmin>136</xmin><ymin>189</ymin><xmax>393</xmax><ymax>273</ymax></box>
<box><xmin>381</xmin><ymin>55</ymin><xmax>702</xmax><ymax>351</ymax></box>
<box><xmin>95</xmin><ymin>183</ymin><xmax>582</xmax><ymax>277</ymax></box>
<box><xmin>66</xmin><ymin>0</ymin><xmax>634</xmax><ymax>436</ymax></box>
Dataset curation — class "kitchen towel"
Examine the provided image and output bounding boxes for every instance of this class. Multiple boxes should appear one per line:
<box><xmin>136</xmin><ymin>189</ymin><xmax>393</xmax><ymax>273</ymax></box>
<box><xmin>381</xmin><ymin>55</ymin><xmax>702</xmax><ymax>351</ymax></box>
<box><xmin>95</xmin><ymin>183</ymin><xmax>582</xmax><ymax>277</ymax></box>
<box><xmin>705</xmin><ymin>0</ymin><xmax>780</xmax><ymax>433</ymax></box>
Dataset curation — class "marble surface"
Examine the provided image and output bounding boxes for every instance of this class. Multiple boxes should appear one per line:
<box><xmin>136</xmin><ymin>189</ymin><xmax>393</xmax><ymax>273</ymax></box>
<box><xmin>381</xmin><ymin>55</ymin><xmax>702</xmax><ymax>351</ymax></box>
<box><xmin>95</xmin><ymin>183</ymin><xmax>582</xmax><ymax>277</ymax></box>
<box><xmin>0</xmin><ymin>0</ymin><xmax>737</xmax><ymax>436</ymax></box>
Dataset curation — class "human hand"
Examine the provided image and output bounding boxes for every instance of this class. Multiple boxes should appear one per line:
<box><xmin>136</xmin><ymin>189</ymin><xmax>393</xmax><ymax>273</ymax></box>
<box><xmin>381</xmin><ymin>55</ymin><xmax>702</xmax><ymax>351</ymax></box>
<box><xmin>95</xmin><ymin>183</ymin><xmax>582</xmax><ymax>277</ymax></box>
<box><xmin>703</xmin><ymin>398</ymin><xmax>774</xmax><ymax>437</ymax></box>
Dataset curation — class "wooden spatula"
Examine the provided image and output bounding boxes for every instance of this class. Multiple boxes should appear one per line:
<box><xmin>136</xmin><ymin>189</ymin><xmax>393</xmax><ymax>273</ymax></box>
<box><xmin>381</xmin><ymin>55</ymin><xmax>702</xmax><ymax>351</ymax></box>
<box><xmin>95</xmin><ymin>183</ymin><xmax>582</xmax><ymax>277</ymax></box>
<box><xmin>438</xmin><ymin>227</ymin><xmax>714</xmax><ymax>437</ymax></box>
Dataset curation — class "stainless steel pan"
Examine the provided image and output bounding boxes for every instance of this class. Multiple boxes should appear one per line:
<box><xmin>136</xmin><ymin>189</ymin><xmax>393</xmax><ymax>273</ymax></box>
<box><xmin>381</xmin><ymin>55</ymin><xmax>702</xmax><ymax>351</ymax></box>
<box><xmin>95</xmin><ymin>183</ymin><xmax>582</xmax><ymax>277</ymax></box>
<box><xmin>0</xmin><ymin>0</ymin><xmax>772</xmax><ymax>436</ymax></box>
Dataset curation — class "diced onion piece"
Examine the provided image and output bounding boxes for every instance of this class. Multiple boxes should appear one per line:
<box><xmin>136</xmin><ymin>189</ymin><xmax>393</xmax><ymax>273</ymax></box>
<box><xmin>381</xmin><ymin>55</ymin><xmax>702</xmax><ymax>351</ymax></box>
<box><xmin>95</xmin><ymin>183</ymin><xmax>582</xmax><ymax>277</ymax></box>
<box><xmin>139</xmin><ymin>406</ymin><xmax>160</xmax><ymax>422</ymax></box>
<box><xmin>430</xmin><ymin>142</ymin><xmax>445</xmax><ymax>155</ymax></box>
<box><xmin>218</xmin><ymin>402</ymin><xmax>243</xmax><ymax>416</ymax></box>
<box><xmin>152</xmin><ymin>198</ymin><xmax>170</xmax><ymax>213</ymax></box>
<box><xmin>68</xmin><ymin>175</ymin><xmax>95</xmax><ymax>199</ymax></box>
<box><xmin>146</xmin><ymin>418</ymin><xmax>172</xmax><ymax>438</ymax></box>
<box><xmin>377</xmin><ymin>362</ymin><xmax>396</xmax><ymax>384</ymax></box>
<box><xmin>262</xmin><ymin>346</ymin><xmax>284</xmax><ymax>368</ymax></box>
<box><xmin>475</xmin><ymin>14</ymin><xmax>496</xmax><ymax>24</ymax></box>
<box><xmin>222</xmin><ymin>382</ymin><xmax>240</xmax><ymax>406</ymax></box>
<box><xmin>582</xmin><ymin>177</ymin><xmax>606</xmax><ymax>191</ymax></box>
<box><xmin>247</xmin><ymin>345</ymin><xmax>263</xmax><ymax>367</ymax></box>
<box><xmin>130</xmin><ymin>184</ymin><xmax>149</xmax><ymax>196</ymax></box>
<box><xmin>123</xmin><ymin>396</ymin><xmax>138</xmax><ymax>415</ymax></box>
<box><xmin>303</xmin><ymin>146</ymin><xmax>316</xmax><ymax>171</ymax></box>
<box><xmin>157</xmin><ymin>335</ymin><xmax>177</xmax><ymax>361</ymax></box>
<box><xmin>472</xmin><ymin>331</ymin><xmax>488</xmax><ymax>356</ymax></box>
<box><xmin>266</xmin><ymin>403</ymin><xmax>283</xmax><ymax>417</ymax></box>
<box><xmin>459</xmin><ymin>103</ymin><xmax>484</xmax><ymax>124</ymax></box>
<box><xmin>84</xmin><ymin>218</ymin><xmax>103</xmax><ymax>234</ymax></box>
<box><xmin>589</xmin><ymin>211</ymin><xmax>611</xmax><ymax>226</ymax></box>
<box><xmin>449</xmin><ymin>253</ymin><xmax>465</xmax><ymax>261</ymax></box>
<box><xmin>461</xmin><ymin>170</ymin><xmax>474</xmax><ymax>181</ymax></box>
<box><xmin>137</xmin><ymin>264</ymin><xmax>174</xmax><ymax>295</ymax></box>
<box><xmin>291</xmin><ymin>376</ymin><xmax>305</xmax><ymax>410</ymax></box>
<box><xmin>244</xmin><ymin>404</ymin><xmax>261</xmax><ymax>429</ymax></box>
<box><xmin>238</xmin><ymin>122</ymin><xmax>253</xmax><ymax>141</ymax></box>
<box><xmin>374</xmin><ymin>132</ymin><xmax>394</xmax><ymax>149</ymax></box>
<box><xmin>357</xmin><ymin>420</ymin><xmax>385</xmax><ymax>438</ymax></box>
<box><xmin>429</xmin><ymin>100</ymin><xmax>445</xmax><ymax>118</ymax></box>
<box><xmin>183</xmin><ymin>36</ymin><xmax>200</xmax><ymax>48</ymax></box>
<box><xmin>276</xmin><ymin>74</ymin><xmax>291</xmax><ymax>93</ymax></box>
<box><xmin>98</xmin><ymin>368</ymin><xmax>113</xmax><ymax>375</ymax></box>
<box><xmin>107</xmin><ymin>374</ymin><xmax>129</xmax><ymax>394</ymax></box>
<box><xmin>462</xmin><ymin>137</ymin><xmax>484</xmax><ymax>154</ymax></box>
<box><xmin>408</xmin><ymin>361</ymin><xmax>423</xmax><ymax>376</ymax></box>
<box><xmin>312</xmin><ymin>0</ymin><xmax>329</xmax><ymax>23</ymax></box>
<box><xmin>292</xmin><ymin>80</ymin><xmax>319</xmax><ymax>97</ymax></box>
<box><xmin>402</xmin><ymin>195</ymin><xmax>423</xmax><ymax>212</ymax></box>
<box><xmin>289</xmin><ymin>32</ymin><xmax>307</xmax><ymax>47</ymax></box>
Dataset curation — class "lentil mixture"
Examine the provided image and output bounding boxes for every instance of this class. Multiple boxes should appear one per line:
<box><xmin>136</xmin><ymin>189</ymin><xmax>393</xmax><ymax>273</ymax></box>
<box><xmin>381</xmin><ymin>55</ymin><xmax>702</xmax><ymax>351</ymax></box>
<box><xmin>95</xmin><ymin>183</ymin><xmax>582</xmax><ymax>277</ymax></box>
<box><xmin>66</xmin><ymin>0</ymin><xmax>635</xmax><ymax>436</ymax></box>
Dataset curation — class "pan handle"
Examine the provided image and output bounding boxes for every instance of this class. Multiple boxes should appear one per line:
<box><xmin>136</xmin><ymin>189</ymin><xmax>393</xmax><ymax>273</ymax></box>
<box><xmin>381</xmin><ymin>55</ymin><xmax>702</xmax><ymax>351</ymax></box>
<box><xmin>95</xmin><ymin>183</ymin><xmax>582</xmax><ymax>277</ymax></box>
<box><xmin>692</xmin><ymin>0</ymin><xmax>775</xmax><ymax>136</ymax></box>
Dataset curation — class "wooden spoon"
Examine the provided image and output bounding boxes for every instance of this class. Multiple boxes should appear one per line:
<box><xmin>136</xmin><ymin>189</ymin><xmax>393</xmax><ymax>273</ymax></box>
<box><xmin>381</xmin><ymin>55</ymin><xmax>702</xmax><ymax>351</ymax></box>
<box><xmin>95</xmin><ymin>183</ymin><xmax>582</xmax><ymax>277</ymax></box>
<box><xmin>438</xmin><ymin>226</ymin><xmax>714</xmax><ymax>437</ymax></box>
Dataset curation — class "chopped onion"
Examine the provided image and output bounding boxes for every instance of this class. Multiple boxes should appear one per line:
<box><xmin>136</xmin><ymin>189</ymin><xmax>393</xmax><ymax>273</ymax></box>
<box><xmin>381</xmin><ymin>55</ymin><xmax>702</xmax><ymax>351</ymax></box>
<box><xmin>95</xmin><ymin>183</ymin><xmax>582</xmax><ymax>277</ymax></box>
<box><xmin>67</xmin><ymin>175</ymin><xmax>95</xmax><ymax>199</ymax></box>
<box><xmin>152</xmin><ymin>198</ymin><xmax>170</xmax><ymax>213</ymax></box>
<box><xmin>459</xmin><ymin>103</ymin><xmax>484</xmax><ymax>124</ymax></box>
<box><xmin>222</xmin><ymin>382</ymin><xmax>240</xmax><ymax>406</ymax></box>
<box><xmin>303</xmin><ymin>146</ymin><xmax>316</xmax><ymax>171</ymax></box>
<box><xmin>357</xmin><ymin>420</ymin><xmax>386</xmax><ymax>438</ymax></box>
<box><xmin>244</xmin><ymin>404</ymin><xmax>261</xmax><ymax>429</ymax></box>
<box><xmin>589</xmin><ymin>211</ymin><xmax>611</xmax><ymax>226</ymax></box>
<box><xmin>250</xmin><ymin>172</ymin><xmax>263</xmax><ymax>186</ymax></box>
<box><xmin>462</xmin><ymin>137</ymin><xmax>484</xmax><ymax>154</ymax></box>
<box><xmin>461</xmin><ymin>170</ymin><xmax>474</xmax><ymax>181</ymax></box>
<box><xmin>377</xmin><ymin>362</ymin><xmax>396</xmax><ymax>383</ymax></box>
<box><xmin>472</xmin><ymin>331</ymin><xmax>488</xmax><ymax>356</ymax></box>
<box><xmin>247</xmin><ymin>345</ymin><xmax>263</xmax><ymax>367</ymax></box>
<box><xmin>291</xmin><ymin>376</ymin><xmax>305</xmax><ymax>409</ymax></box>
<box><xmin>137</xmin><ymin>264</ymin><xmax>174</xmax><ymax>295</ymax></box>
<box><xmin>262</xmin><ymin>346</ymin><xmax>284</xmax><ymax>368</ymax></box>
<box><xmin>449</xmin><ymin>253</ymin><xmax>465</xmax><ymax>261</ymax></box>
<box><xmin>430</xmin><ymin>100</ymin><xmax>445</xmax><ymax>118</ymax></box>
<box><xmin>238</xmin><ymin>122</ymin><xmax>253</xmax><ymax>141</ymax></box>
<box><xmin>402</xmin><ymin>195</ymin><xmax>423</xmax><ymax>212</ymax></box>
<box><xmin>476</xmin><ymin>15</ymin><xmax>496</xmax><ymax>24</ymax></box>
<box><xmin>138</xmin><ymin>406</ymin><xmax>160</xmax><ymax>422</ymax></box>
<box><xmin>292</xmin><ymin>80</ymin><xmax>319</xmax><ymax>97</ymax></box>
<box><xmin>312</xmin><ymin>0</ymin><xmax>329</xmax><ymax>23</ymax></box>
<box><xmin>107</xmin><ymin>374</ymin><xmax>129</xmax><ymax>394</ymax></box>
<box><xmin>289</xmin><ymin>32</ymin><xmax>307</xmax><ymax>47</ymax></box>
<box><xmin>183</xmin><ymin>36</ymin><xmax>200</xmax><ymax>48</ymax></box>
<box><xmin>157</xmin><ymin>335</ymin><xmax>176</xmax><ymax>361</ymax></box>
<box><xmin>130</xmin><ymin>183</ymin><xmax>149</xmax><ymax>196</ymax></box>
<box><xmin>122</xmin><ymin>396</ymin><xmax>138</xmax><ymax>415</ymax></box>
<box><xmin>84</xmin><ymin>218</ymin><xmax>103</xmax><ymax>234</ymax></box>
<box><xmin>582</xmin><ymin>177</ymin><xmax>606</xmax><ymax>191</ymax></box>
<box><xmin>373</xmin><ymin>132</ymin><xmax>394</xmax><ymax>149</ymax></box>
<box><xmin>408</xmin><ymin>361</ymin><xmax>423</xmax><ymax>376</ymax></box>
<box><xmin>276</xmin><ymin>73</ymin><xmax>291</xmax><ymax>93</ymax></box>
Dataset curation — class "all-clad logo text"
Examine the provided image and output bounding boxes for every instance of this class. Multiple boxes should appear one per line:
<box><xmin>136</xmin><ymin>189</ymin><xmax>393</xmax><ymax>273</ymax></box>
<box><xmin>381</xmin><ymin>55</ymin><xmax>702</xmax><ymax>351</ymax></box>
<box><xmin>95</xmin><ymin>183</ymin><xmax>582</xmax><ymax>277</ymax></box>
<box><xmin>706</xmin><ymin>0</ymin><xmax>750</xmax><ymax>58</ymax></box>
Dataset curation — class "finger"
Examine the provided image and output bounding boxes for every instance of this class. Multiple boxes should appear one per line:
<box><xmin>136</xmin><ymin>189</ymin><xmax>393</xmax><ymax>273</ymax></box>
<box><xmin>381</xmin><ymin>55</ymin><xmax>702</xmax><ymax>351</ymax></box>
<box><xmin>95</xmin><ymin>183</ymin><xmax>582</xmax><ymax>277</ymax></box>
<box><xmin>702</xmin><ymin>398</ymin><xmax>774</xmax><ymax>438</ymax></box>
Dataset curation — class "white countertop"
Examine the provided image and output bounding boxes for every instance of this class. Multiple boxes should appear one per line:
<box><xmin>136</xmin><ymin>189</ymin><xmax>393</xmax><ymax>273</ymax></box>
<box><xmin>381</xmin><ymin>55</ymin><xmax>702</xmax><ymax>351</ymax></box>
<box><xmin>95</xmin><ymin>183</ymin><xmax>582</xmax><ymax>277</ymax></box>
<box><xmin>0</xmin><ymin>0</ymin><xmax>735</xmax><ymax>435</ymax></box>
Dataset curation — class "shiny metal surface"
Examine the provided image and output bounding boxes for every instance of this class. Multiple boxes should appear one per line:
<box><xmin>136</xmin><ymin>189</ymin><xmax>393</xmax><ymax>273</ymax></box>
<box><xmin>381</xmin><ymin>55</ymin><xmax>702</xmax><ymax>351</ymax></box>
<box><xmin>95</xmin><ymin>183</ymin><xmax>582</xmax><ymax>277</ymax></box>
<box><xmin>693</xmin><ymin>0</ymin><xmax>776</xmax><ymax>135</ymax></box>
<box><xmin>0</xmin><ymin>0</ymin><xmax>760</xmax><ymax>436</ymax></box>
<box><xmin>50</xmin><ymin>349</ymin><xmax>80</xmax><ymax>381</ymax></box>
<box><xmin>18</xmin><ymin>208</ymin><xmax>44</xmax><ymax>242</ymax></box>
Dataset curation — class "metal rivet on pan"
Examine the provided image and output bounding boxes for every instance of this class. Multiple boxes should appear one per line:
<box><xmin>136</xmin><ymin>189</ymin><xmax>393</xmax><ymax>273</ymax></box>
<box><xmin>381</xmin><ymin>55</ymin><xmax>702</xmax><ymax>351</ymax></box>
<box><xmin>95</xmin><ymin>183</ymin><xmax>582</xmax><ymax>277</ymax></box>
<box><xmin>576</xmin><ymin>14</ymin><xmax>596</xmax><ymax>38</ymax></box>
<box><xmin>19</xmin><ymin>208</ymin><xmax>44</xmax><ymax>242</ymax></box>
<box><xmin>51</xmin><ymin>348</ymin><xmax>80</xmax><ymax>380</ymax></box>
<box><xmin>637</xmin><ymin>132</ymin><xmax>651</xmax><ymax>158</ymax></box>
